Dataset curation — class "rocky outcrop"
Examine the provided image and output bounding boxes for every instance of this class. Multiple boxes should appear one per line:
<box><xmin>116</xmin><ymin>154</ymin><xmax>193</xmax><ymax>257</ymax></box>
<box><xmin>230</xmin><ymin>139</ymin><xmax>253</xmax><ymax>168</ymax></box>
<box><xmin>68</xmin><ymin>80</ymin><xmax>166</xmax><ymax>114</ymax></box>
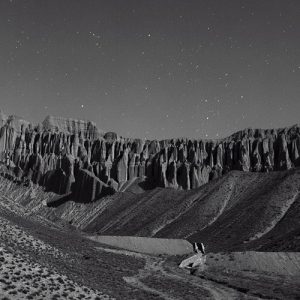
<box><xmin>0</xmin><ymin>110</ymin><xmax>300</xmax><ymax>202</ymax></box>
<box><xmin>73</xmin><ymin>169</ymin><xmax>112</xmax><ymax>202</ymax></box>
<box><xmin>43</xmin><ymin>115</ymin><xmax>101</xmax><ymax>140</ymax></box>
<box><xmin>277</xmin><ymin>133</ymin><xmax>292</xmax><ymax>170</ymax></box>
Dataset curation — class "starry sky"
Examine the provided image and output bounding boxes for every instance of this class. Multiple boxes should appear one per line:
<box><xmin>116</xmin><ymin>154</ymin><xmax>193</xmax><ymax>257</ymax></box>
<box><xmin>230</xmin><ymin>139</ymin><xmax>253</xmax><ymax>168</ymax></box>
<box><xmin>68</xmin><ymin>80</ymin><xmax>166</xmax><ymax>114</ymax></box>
<box><xmin>0</xmin><ymin>0</ymin><xmax>299</xmax><ymax>139</ymax></box>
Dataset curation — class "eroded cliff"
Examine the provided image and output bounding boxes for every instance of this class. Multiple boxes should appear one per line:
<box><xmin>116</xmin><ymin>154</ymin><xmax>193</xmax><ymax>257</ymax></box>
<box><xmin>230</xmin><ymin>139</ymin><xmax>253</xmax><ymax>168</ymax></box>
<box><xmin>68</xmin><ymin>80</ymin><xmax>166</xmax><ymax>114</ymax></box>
<box><xmin>0</xmin><ymin>109</ymin><xmax>299</xmax><ymax>202</ymax></box>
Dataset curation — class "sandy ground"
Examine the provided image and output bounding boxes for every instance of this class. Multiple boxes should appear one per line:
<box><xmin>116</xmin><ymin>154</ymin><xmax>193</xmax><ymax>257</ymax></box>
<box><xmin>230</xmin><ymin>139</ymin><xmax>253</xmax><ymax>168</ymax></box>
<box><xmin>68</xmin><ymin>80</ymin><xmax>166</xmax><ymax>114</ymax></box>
<box><xmin>0</xmin><ymin>217</ymin><xmax>112</xmax><ymax>299</ymax></box>
<box><xmin>0</xmin><ymin>198</ymin><xmax>260</xmax><ymax>300</ymax></box>
<box><xmin>0</xmin><ymin>246</ymin><xmax>110</xmax><ymax>300</ymax></box>
<box><xmin>1</xmin><ymin>205</ymin><xmax>300</xmax><ymax>299</ymax></box>
<box><xmin>88</xmin><ymin>235</ymin><xmax>193</xmax><ymax>255</ymax></box>
<box><xmin>0</xmin><ymin>205</ymin><xmax>251</xmax><ymax>300</ymax></box>
<box><xmin>1</xmin><ymin>176</ymin><xmax>300</xmax><ymax>299</ymax></box>
<box><xmin>205</xmin><ymin>251</ymin><xmax>300</xmax><ymax>276</ymax></box>
<box><xmin>95</xmin><ymin>245</ymin><xmax>256</xmax><ymax>300</ymax></box>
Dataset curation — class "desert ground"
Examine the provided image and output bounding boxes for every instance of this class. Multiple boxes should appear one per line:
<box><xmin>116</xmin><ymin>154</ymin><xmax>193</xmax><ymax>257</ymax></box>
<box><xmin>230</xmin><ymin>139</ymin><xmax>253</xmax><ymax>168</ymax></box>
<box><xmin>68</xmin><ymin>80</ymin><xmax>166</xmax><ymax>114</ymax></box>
<box><xmin>1</xmin><ymin>172</ymin><xmax>300</xmax><ymax>299</ymax></box>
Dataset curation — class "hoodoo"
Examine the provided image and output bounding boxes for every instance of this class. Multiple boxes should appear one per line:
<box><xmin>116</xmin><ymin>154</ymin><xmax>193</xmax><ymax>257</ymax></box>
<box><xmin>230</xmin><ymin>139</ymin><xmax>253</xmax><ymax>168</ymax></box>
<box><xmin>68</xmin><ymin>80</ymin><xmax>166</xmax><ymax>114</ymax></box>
<box><xmin>0</xmin><ymin>110</ymin><xmax>300</xmax><ymax>202</ymax></box>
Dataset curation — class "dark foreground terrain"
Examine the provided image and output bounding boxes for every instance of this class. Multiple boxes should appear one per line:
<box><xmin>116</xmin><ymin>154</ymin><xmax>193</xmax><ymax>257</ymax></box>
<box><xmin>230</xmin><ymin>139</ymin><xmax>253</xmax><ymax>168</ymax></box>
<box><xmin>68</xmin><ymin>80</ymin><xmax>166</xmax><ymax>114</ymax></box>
<box><xmin>1</xmin><ymin>171</ymin><xmax>300</xmax><ymax>299</ymax></box>
<box><xmin>1</xmin><ymin>205</ymin><xmax>300</xmax><ymax>300</ymax></box>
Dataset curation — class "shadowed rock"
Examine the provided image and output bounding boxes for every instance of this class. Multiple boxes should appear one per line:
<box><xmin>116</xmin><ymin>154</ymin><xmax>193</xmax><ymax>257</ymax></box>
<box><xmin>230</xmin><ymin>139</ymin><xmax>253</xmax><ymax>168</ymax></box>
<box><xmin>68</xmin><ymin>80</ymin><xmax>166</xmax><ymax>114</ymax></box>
<box><xmin>73</xmin><ymin>169</ymin><xmax>111</xmax><ymax>202</ymax></box>
<box><xmin>0</xmin><ymin>110</ymin><xmax>300</xmax><ymax>200</ymax></box>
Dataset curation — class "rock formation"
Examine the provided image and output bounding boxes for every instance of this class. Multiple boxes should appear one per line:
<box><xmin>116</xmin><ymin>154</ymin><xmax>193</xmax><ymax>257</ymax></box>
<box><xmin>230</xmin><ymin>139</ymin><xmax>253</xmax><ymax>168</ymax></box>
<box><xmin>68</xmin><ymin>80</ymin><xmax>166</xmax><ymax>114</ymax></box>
<box><xmin>0</xmin><ymin>110</ymin><xmax>299</xmax><ymax>202</ymax></box>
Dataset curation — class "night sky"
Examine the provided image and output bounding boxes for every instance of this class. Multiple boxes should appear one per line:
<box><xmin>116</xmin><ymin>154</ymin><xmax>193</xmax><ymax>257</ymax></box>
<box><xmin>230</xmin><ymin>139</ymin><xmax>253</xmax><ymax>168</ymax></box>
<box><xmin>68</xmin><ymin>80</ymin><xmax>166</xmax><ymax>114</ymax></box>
<box><xmin>0</xmin><ymin>0</ymin><xmax>299</xmax><ymax>139</ymax></box>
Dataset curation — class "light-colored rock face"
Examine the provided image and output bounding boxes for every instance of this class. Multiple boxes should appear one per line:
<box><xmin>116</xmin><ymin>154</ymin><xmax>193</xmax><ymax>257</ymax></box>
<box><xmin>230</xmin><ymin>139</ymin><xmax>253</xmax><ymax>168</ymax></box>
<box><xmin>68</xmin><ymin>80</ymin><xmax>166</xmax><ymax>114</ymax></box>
<box><xmin>0</xmin><ymin>109</ymin><xmax>300</xmax><ymax>201</ymax></box>
<box><xmin>0</xmin><ymin>109</ymin><xmax>7</xmax><ymax>126</ymax></box>
<box><xmin>104</xmin><ymin>131</ymin><xmax>117</xmax><ymax>143</ymax></box>
<box><xmin>42</xmin><ymin>115</ymin><xmax>101</xmax><ymax>139</ymax></box>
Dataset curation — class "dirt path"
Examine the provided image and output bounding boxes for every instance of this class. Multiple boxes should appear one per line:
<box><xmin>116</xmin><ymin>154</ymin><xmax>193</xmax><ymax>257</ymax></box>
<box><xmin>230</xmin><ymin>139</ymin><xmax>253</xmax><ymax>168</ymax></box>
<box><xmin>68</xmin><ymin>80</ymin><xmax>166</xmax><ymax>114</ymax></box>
<box><xmin>96</xmin><ymin>246</ymin><xmax>258</xmax><ymax>300</ymax></box>
<box><xmin>0</xmin><ymin>199</ymin><xmax>154</xmax><ymax>299</ymax></box>
<box><xmin>0</xmin><ymin>188</ymin><xmax>292</xmax><ymax>300</ymax></box>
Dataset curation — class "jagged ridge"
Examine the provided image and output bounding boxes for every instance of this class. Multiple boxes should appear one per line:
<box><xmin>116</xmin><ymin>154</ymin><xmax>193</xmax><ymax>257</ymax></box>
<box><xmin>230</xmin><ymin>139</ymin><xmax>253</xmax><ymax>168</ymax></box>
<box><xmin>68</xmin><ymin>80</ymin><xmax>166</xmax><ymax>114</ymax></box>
<box><xmin>0</xmin><ymin>109</ymin><xmax>299</xmax><ymax>203</ymax></box>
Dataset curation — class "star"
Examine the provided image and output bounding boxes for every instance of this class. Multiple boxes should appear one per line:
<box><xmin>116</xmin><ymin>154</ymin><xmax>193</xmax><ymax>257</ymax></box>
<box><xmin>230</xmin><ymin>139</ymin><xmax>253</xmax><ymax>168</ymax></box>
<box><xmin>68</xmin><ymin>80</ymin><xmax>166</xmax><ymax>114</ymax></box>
<box><xmin>0</xmin><ymin>0</ymin><xmax>298</xmax><ymax>141</ymax></box>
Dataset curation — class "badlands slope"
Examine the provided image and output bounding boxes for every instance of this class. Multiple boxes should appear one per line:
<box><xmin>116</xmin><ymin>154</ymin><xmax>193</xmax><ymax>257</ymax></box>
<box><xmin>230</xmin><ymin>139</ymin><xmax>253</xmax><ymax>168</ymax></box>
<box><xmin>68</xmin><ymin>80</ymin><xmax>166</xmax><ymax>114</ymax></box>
<box><xmin>36</xmin><ymin>167</ymin><xmax>300</xmax><ymax>253</ymax></box>
<box><xmin>1</xmin><ymin>167</ymin><xmax>300</xmax><ymax>253</ymax></box>
<box><xmin>0</xmin><ymin>111</ymin><xmax>300</xmax><ymax>299</ymax></box>
<box><xmin>0</xmin><ymin>167</ymin><xmax>300</xmax><ymax>299</ymax></box>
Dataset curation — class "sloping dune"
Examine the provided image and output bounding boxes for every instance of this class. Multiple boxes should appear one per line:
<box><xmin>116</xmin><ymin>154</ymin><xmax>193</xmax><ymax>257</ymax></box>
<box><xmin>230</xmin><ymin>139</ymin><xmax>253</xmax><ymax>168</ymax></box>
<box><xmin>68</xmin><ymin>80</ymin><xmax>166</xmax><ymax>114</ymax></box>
<box><xmin>0</xmin><ymin>168</ymin><xmax>300</xmax><ymax>252</ymax></box>
<box><xmin>84</xmin><ymin>172</ymin><xmax>246</xmax><ymax>237</ymax></box>
<box><xmin>1</xmin><ymin>169</ymin><xmax>300</xmax><ymax>299</ymax></box>
<box><xmin>205</xmin><ymin>252</ymin><xmax>300</xmax><ymax>277</ymax></box>
<box><xmin>88</xmin><ymin>235</ymin><xmax>193</xmax><ymax>255</ymax></box>
<box><xmin>83</xmin><ymin>168</ymin><xmax>300</xmax><ymax>252</ymax></box>
<box><xmin>189</xmin><ymin>168</ymin><xmax>300</xmax><ymax>252</ymax></box>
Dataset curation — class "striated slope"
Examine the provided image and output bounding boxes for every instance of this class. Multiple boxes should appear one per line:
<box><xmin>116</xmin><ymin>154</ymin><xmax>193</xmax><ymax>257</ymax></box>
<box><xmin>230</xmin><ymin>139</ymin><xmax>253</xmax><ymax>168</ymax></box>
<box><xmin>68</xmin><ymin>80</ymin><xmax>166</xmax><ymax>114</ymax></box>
<box><xmin>72</xmin><ymin>168</ymin><xmax>300</xmax><ymax>252</ymax></box>
<box><xmin>188</xmin><ymin>168</ymin><xmax>300</xmax><ymax>252</ymax></box>
<box><xmin>1</xmin><ymin>172</ymin><xmax>300</xmax><ymax>299</ymax></box>
<box><xmin>84</xmin><ymin>174</ymin><xmax>239</xmax><ymax>237</ymax></box>
<box><xmin>1</xmin><ymin>167</ymin><xmax>300</xmax><ymax>252</ymax></box>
